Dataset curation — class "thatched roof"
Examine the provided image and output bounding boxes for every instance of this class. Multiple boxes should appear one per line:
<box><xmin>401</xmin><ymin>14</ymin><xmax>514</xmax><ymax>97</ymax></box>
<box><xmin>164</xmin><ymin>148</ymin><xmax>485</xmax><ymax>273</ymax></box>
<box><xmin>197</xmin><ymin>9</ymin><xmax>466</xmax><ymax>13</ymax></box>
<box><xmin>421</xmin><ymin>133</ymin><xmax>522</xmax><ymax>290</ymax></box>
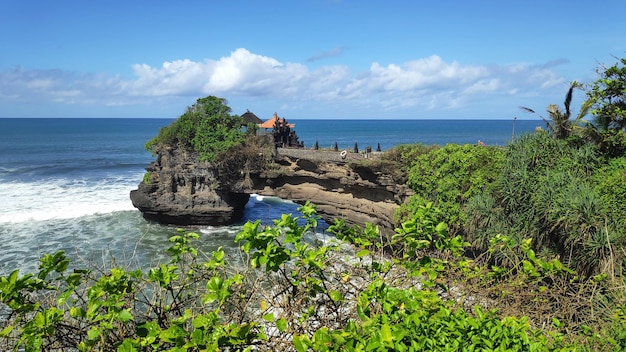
<box><xmin>241</xmin><ymin>110</ymin><xmax>263</xmax><ymax>125</ymax></box>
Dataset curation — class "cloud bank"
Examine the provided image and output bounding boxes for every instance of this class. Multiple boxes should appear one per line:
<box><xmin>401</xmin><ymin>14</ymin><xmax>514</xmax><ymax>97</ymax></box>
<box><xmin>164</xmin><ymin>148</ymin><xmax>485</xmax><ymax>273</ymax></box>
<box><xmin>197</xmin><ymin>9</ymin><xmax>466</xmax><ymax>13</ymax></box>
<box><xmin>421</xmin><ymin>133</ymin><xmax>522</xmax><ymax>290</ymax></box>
<box><xmin>0</xmin><ymin>48</ymin><xmax>568</xmax><ymax>118</ymax></box>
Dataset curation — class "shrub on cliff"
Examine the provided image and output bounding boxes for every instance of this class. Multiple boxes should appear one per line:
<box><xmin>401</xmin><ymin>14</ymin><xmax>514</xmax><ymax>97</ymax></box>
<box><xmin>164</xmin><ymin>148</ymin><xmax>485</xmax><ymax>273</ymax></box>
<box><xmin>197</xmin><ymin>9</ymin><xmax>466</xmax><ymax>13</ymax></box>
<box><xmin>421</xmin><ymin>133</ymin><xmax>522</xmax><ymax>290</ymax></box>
<box><xmin>466</xmin><ymin>131</ymin><xmax>626</xmax><ymax>277</ymax></box>
<box><xmin>398</xmin><ymin>143</ymin><xmax>504</xmax><ymax>233</ymax></box>
<box><xmin>145</xmin><ymin>96</ymin><xmax>244</xmax><ymax>162</ymax></box>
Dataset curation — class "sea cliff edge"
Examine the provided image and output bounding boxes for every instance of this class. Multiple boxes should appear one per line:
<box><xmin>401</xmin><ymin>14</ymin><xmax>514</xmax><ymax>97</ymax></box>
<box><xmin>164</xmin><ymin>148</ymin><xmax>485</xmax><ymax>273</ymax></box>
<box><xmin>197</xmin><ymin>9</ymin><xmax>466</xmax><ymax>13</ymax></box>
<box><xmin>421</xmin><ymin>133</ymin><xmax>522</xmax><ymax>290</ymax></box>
<box><xmin>130</xmin><ymin>143</ymin><xmax>413</xmax><ymax>234</ymax></box>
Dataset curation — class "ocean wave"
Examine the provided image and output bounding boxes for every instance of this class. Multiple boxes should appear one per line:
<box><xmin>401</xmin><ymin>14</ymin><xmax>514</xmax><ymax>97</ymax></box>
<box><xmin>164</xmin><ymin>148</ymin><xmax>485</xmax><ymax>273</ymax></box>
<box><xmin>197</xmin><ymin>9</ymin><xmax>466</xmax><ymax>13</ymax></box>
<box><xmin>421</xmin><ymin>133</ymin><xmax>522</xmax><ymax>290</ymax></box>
<box><xmin>0</xmin><ymin>162</ymin><xmax>149</xmax><ymax>181</ymax></box>
<box><xmin>0</xmin><ymin>174</ymin><xmax>143</xmax><ymax>223</ymax></box>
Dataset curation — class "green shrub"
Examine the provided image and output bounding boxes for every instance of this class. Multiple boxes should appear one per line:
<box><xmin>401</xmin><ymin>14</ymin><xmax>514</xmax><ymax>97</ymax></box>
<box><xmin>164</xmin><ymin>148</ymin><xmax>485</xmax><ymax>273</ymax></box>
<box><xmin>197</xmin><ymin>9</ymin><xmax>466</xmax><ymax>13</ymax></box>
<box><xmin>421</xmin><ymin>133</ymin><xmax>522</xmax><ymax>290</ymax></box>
<box><xmin>593</xmin><ymin>156</ymin><xmax>626</xmax><ymax>220</ymax></box>
<box><xmin>382</xmin><ymin>143</ymin><xmax>437</xmax><ymax>165</ymax></box>
<box><xmin>400</xmin><ymin>144</ymin><xmax>504</xmax><ymax>232</ymax></box>
<box><xmin>2</xmin><ymin>203</ymin><xmax>625</xmax><ymax>351</ymax></box>
<box><xmin>142</xmin><ymin>171</ymin><xmax>152</xmax><ymax>185</ymax></box>
<box><xmin>465</xmin><ymin>131</ymin><xmax>626</xmax><ymax>276</ymax></box>
<box><xmin>145</xmin><ymin>96</ymin><xmax>244</xmax><ymax>162</ymax></box>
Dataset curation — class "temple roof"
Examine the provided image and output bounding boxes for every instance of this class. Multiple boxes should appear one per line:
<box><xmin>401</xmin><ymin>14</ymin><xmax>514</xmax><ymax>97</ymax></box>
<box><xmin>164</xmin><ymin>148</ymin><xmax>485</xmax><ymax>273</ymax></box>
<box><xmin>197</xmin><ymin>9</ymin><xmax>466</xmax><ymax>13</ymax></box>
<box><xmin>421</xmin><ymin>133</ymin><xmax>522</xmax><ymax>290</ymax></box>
<box><xmin>259</xmin><ymin>113</ymin><xmax>295</xmax><ymax>129</ymax></box>
<box><xmin>241</xmin><ymin>109</ymin><xmax>263</xmax><ymax>125</ymax></box>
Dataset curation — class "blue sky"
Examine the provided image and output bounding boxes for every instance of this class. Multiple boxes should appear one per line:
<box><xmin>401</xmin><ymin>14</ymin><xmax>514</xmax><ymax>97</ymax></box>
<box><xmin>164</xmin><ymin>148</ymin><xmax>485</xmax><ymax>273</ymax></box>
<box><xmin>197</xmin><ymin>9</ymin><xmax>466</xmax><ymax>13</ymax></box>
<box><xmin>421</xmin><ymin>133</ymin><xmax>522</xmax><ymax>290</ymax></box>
<box><xmin>1</xmin><ymin>1</ymin><xmax>624</xmax><ymax>120</ymax></box>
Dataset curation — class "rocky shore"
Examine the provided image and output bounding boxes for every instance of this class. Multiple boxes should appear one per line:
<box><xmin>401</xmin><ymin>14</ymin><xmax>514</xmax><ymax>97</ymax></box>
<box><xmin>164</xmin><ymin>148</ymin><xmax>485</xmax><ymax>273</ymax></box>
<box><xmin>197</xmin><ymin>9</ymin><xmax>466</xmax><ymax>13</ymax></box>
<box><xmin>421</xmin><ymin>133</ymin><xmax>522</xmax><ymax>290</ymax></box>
<box><xmin>131</xmin><ymin>144</ymin><xmax>411</xmax><ymax>234</ymax></box>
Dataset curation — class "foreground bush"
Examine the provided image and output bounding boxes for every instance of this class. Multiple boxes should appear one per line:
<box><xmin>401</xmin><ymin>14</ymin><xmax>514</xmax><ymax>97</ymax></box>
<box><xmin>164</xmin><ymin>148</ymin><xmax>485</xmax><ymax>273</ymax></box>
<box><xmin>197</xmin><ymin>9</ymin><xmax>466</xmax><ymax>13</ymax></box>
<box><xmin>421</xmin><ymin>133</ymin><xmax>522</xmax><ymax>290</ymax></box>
<box><xmin>1</xmin><ymin>203</ymin><xmax>625</xmax><ymax>351</ymax></box>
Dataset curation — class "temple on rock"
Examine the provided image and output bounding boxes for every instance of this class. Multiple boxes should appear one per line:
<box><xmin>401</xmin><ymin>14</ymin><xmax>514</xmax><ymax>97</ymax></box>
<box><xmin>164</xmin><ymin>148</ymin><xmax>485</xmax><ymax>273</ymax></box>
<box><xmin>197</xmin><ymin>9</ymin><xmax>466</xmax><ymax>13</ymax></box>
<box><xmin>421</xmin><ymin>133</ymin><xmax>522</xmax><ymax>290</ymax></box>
<box><xmin>258</xmin><ymin>112</ymin><xmax>302</xmax><ymax>148</ymax></box>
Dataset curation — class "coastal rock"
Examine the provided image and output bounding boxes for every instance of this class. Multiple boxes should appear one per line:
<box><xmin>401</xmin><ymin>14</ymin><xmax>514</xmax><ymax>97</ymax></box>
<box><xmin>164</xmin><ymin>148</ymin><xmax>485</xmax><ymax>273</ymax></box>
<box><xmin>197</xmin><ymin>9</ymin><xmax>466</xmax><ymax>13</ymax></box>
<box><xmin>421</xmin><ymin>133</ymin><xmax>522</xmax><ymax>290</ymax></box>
<box><xmin>130</xmin><ymin>145</ymin><xmax>250</xmax><ymax>226</ymax></box>
<box><xmin>130</xmin><ymin>145</ymin><xmax>412</xmax><ymax>234</ymax></box>
<box><xmin>251</xmin><ymin>149</ymin><xmax>412</xmax><ymax>233</ymax></box>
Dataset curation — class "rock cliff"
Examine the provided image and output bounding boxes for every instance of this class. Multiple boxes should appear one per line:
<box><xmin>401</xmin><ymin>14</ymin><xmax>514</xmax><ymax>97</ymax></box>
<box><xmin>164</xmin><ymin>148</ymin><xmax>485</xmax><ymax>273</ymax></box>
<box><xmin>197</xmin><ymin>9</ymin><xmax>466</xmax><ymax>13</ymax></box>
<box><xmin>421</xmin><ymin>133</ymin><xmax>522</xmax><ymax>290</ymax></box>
<box><xmin>130</xmin><ymin>143</ymin><xmax>412</xmax><ymax>234</ymax></box>
<box><xmin>130</xmin><ymin>145</ymin><xmax>251</xmax><ymax>226</ymax></box>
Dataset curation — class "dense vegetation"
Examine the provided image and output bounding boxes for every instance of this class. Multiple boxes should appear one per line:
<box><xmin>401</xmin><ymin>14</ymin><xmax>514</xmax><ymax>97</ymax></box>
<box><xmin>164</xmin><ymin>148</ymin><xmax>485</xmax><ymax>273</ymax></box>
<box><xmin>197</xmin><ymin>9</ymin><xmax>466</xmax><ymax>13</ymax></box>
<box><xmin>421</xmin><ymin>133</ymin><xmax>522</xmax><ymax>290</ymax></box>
<box><xmin>393</xmin><ymin>58</ymin><xmax>626</xmax><ymax>278</ymax></box>
<box><xmin>1</xmin><ymin>58</ymin><xmax>625</xmax><ymax>350</ymax></box>
<box><xmin>1</xmin><ymin>203</ymin><xmax>626</xmax><ymax>351</ymax></box>
<box><xmin>145</xmin><ymin>96</ymin><xmax>245</xmax><ymax>162</ymax></box>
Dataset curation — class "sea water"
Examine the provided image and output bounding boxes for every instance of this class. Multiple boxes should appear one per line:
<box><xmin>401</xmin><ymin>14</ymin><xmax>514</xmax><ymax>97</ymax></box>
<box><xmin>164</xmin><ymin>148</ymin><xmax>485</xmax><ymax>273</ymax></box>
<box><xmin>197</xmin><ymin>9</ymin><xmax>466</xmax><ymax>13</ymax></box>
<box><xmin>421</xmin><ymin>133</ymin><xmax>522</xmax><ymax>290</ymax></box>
<box><xmin>0</xmin><ymin>118</ymin><xmax>542</xmax><ymax>274</ymax></box>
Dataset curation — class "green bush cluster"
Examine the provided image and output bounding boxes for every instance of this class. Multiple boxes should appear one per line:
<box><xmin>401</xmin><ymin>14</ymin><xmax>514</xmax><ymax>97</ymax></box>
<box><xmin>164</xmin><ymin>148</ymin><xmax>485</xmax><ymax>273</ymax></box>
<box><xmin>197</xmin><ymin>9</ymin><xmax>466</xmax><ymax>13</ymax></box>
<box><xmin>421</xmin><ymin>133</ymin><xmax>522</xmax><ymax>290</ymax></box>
<box><xmin>397</xmin><ymin>143</ymin><xmax>504</xmax><ymax>232</ymax></box>
<box><xmin>2</xmin><ymin>203</ymin><xmax>626</xmax><ymax>351</ymax></box>
<box><xmin>145</xmin><ymin>96</ymin><xmax>244</xmax><ymax>162</ymax></box>
<box><xmin>142</xmin><ymin>171</ymin><xmax>152</xmax><ymax>185</ymax></box>
<box><xmin>465</xmin><ymin>131</ymin><xmax>626</xmax><ymax>276</ymax></box>
<box><xmin>395</xmin><ymin>130</ymin><xmax>626</xmax><ymax>277</ymax></box>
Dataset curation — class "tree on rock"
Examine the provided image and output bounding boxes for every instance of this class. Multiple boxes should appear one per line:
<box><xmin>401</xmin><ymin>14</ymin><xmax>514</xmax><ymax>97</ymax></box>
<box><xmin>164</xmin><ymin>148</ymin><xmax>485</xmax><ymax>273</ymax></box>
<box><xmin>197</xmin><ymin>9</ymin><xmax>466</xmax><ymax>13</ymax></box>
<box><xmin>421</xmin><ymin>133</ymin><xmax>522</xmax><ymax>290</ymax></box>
<box><xmin>146</xmin><ymin>96</ymin><xmax>244</xmax><ymax>162</ymax></box>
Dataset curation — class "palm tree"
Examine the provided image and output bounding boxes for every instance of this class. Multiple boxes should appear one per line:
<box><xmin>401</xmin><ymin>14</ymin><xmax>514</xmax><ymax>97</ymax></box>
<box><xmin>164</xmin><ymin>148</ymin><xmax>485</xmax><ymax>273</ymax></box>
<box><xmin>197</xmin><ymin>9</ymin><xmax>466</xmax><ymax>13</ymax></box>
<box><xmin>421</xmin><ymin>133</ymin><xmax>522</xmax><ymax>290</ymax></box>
<box><xmin>520</xmin><ymin>83</ymin><xmax>593</xmax><ymax>140</ymax></box>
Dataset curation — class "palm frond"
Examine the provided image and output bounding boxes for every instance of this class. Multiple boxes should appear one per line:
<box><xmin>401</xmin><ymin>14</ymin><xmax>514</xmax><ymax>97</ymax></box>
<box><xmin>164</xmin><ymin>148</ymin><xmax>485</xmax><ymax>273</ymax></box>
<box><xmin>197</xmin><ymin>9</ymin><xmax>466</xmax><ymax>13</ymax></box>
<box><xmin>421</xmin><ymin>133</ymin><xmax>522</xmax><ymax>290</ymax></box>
<box><xmin>576</xmin><ymin>97</ymin><xmax>594</xmax><ymax>121</ymax></box>
<box><xmin>564</xmin><ymin>85</ymin><xmax>574</xmax><ymax>119</ymax></box>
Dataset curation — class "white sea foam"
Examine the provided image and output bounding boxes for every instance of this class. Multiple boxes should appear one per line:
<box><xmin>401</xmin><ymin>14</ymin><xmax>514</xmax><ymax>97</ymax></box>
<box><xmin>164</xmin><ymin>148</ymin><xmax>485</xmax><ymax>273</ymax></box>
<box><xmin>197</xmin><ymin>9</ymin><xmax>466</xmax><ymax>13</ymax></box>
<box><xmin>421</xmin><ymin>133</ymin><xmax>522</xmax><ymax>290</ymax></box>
<box><xmin>200</xmin><ymin>226</ymin><xmax>241</xmax><ymax>236</ymax></box>
<box><xmin>0</xmin><ymin>174</ymin><xmax>143</xmax><ymax>224</ymax></box>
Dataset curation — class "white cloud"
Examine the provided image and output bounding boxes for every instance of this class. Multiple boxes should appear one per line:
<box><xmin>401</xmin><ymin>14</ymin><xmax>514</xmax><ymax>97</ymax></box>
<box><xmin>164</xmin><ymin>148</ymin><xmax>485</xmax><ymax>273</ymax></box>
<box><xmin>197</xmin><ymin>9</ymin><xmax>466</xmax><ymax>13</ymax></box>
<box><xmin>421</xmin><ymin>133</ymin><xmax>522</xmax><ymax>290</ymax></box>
<box><xmin>0</xmin><ymin>48</ymin><xmax>573</xmax><ymax>118</ymax></box>
<box><xmin>127</xmin><ymin>59</ymin><xmax>212</xmax><ymax>96</ymax></box>
<box><xmin>463</xmin><ymin>79</ymin><xmax>501</xmax><ymax>94</ymax></box>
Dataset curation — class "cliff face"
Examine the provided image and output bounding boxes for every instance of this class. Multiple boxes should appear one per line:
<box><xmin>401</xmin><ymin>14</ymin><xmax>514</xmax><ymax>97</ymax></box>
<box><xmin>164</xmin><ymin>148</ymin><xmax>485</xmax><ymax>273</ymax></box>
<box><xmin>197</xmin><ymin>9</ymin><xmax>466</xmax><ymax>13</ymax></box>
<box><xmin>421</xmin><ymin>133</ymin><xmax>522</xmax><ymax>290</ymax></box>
<box><xmin>251</xmin><ymin>150</ymin><xmax>412</xmax><ymax>233</ymax></box>
<box><xmin>130</xmin><ymin>146</ymin><xmax>412</xmax><ymax>234</ymax></box>
<box><xmin>130</xmin><ymin>145</ymin><xmax>250</xmax><ymax>226</ymax></box>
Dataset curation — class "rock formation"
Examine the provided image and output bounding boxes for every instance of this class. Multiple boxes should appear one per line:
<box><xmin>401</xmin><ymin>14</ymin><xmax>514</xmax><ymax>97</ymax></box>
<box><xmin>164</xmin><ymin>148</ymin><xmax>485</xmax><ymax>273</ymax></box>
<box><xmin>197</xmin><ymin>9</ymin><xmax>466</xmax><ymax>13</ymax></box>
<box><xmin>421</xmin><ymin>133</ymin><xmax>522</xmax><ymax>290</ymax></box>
<box><xmin>130</xmin><ymin>143</ymin><xmax>412</xmax><ymax>234</ymax></box>
<box><xmin>130</xmin><ymin>145</ymin><xmax>251</xmax><ymax>226</ymax></box>
<box><xmin>252</xmin><ymin>150</ymin><xmax>412</xmax><ymax>233</ymax></box>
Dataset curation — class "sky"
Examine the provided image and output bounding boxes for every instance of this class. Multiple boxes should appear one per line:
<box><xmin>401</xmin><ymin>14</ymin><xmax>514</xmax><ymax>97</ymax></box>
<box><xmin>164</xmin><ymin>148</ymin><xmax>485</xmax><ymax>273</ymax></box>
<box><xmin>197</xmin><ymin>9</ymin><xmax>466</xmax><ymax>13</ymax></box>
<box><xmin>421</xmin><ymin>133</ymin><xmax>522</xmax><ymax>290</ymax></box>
<box><xmin>1</xmin><ymin>1</ymin><xmax>624</xmax><ymax>120</ymax></box>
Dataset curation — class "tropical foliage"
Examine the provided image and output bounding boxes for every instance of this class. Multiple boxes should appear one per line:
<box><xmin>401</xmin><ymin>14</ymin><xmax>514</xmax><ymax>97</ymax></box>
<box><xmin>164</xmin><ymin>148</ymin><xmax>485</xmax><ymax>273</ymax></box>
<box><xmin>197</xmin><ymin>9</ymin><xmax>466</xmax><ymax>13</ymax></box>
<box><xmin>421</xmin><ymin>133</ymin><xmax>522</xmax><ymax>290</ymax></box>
<box><xmin>396</xmin><ymin>58</ymin><xmax>626</xmax><ymax>277</ymax></box>
<box><xmin>583</xmin><ymin>58</ymin><xmax>626</xmax><ymax>156</ymax></box>
<box><xmin>587</xmin><ymin>57</ymin><xmax>626</xmax><ymax>132</ymax></box>
<box><xmin>397</xmin><ymin>143</ymin><xmax>504</xmax><ymax>233</ymax></box>
<box><xmin>463</xmin><ymin>131</ymin><xmax>626</xmax><ymax>275</ymax></box>
<box><xmin>520</xmin><ymin>82</ymin><xmax>593</xmax><ymax>140</ymax></box>
<box><xmin>1</xmin><ymin>203</ymin><xmax>625</xmax><ymax>351</ymax></box>
<box><xmin>145</xmin><ymin>96</ymin><xmax>244</xmax><ymax>162</ymax></box>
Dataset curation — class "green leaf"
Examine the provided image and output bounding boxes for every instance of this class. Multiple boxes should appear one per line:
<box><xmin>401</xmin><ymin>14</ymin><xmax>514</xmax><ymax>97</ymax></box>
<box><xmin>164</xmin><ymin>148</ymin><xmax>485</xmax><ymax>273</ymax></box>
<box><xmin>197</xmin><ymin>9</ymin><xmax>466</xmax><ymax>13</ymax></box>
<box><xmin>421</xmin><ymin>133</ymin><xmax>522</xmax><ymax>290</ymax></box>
<box><xmin>293</xmin><ymin>335</ymin><xmax>308</xmax><ymax>352</ymax></box>
<box><xmin>69</xmin><ymin>306</ymin><xmax>86</xmax><ymax>318</ymax></box>
<box><xmin>57</xmin><ymin>289</ymin><xmax>73</xmax><ymax>306</ymax></box>
<box><xmin>203</xmin><ymin>292</ymin><xmax>218</xmax><ymax>304</ymax></box>
<box><xmin>522</xmin><ymin>260</ymin><xmax>538</xmax><ymax>276</ymax></box>
<box><xmin>329</xmin><ymin>290</ymin><xmax>343</xmax><ymax>302</ymax></box>
<box><xmin>118</xmin><ymin>309</ymin><xmax>134</xmax><ymax>323</ymax></box>
<box><xmin>34</xmin><ymin>311</ymin><xmax>45</xmax><ymax>327</ymax></box>
<box><xmin>276</xmin><ymin>317</ymin><xmax>287</xmax><ymax>333</ymax></box>
<box><xmin>381</xmin><ymin>323</ymin><xmax>393</xmax><ymax>344</ymax></box>
<box><xmin>87</xmin><ymin>327</ymin><xmax>102</xmax><ymax>341</ymax></box>
<box><xmin>0</xmin><ymin>325</ymin><xmax>13</xmax><ymax>337</ymax></box>
<box><xmin>356</xmin><ymin>249</ymin><xmax>370</xmax><ymax>258</ymax></box>
<box><xmin>117</xmin><ymin>338</ymin><xmax>138</xmax><ymax>352</ymax></box>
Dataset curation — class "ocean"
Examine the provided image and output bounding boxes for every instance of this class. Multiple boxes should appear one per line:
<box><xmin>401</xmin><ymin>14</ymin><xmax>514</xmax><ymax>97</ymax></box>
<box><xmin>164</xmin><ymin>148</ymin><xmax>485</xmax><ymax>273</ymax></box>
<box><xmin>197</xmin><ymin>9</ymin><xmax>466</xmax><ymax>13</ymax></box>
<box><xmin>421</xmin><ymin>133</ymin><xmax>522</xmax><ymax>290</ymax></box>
<box><xmin>0</xmin><ymin>118</ymin><xmax>542</xmax><ymax>274</ymax></box>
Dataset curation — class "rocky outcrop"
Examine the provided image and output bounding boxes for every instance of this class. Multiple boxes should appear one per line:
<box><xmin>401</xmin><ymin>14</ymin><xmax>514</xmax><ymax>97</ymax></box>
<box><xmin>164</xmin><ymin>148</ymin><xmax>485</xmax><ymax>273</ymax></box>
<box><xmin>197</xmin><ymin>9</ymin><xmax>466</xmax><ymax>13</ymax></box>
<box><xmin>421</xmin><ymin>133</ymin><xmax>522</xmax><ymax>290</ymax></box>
<box><xmin>130</xmin><ymin>145</ymin><xmax>413</xmax><ymax>234</ymax></box>
<box><xmin>252</xmin><ymin>150</ymin><xmax>412</xmax><ymax>233</ymax></box>
<box><xmin>130</xmin><ymin>146</ymin><xmax>251</xmax><ymax>226</ymax></box>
